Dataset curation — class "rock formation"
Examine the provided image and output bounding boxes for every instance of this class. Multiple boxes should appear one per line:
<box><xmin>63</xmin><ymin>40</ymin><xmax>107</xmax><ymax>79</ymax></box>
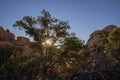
<box><xmin>0</xmin><ymin>41</ymin><xmax>14</xmax><ymax>49</ymax></box>
<box><xmin>0</xmin><ymin>26</ymin><xmax>15</xmax><ymax>41</ymax></box>
<box><xmin>86</xmin><ymin>25</ymin><xmax>118</xmax><ymax>56</ymax></box>
<box><xmin>1</xmin><ymin>25</ymin><xmax>119</xmax><ymax>56</ymax></box>
<box><xmin>17</xmin><ymin>36</ymin><xmax>30</xmax><ymax>44</ymax></box>
<box><xmin>0</xmin><ymin>26</ymin><xmax>33</xmax><ymax>54</ymax></box>
<box><xmin>0</xmin><ymin>26</ymin><xmax>5</xmax><ymax>41</ymax></box>
<box><xmin>5</xmin><ymin>29</ymin><xmax>15</xmax><ymax>41</ymax></box>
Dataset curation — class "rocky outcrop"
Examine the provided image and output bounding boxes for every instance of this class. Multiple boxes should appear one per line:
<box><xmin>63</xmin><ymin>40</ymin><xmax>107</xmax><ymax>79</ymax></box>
<box><xmin>0</xmin><ymin>26</ymin><xmax>15</xmax><ymax>41</ymax></box>
<box><xmin>17</xmin><ymin>36</ymin><xmax>30</xmax><ymax>44</ymax></box>
<box><xmin>0</xmin><ymin>26</ymin><xmax>33</xmax><ymax>54</ymax></box>
<box><xmin>0</xmin><ymin>26</ymin><xmax>5</xmax><ymax>41</ymax></box>
<box><xmin>5</xmin><ymin>29</ymin><xmax>15</xmax><ymax>41</ymax></box>
<box><xmin>87</xmin><ymin>30</ymin><xmax>102</xmax><ymax>47</ymax></box>
<box><xmin>0</xmin><ymin>41</ymin><xmax>14</xmax><ymax>49</ymax></box>
<box><xmin>102</xmin><ymin>25</ymin><xmax>117</xmax><ymax>33</ymax></box>
<box><xmin>86</xmin><ymin>25</ymin><xmax>118</xmax><ymax>56</ymax></box>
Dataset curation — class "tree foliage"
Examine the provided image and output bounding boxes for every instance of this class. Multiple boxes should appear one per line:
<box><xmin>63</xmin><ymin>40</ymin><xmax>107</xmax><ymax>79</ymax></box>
<box><xmin>96</xmin><ymin>27</ymin><xmax>120</xmax><ymax>68</ymax></box>
<box><xmin>13</xmin><ymin>10</ymin><xmax>71</xmax><ymax>80</ymax></box>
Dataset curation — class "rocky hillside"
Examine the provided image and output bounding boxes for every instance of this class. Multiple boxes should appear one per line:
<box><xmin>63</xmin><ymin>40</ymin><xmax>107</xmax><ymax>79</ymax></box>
<box><xmin>0</xmin><ymin>25</ymin><xmax>119</xmax><ymax>56</ymax></box>
<box><xmin>86</xmin><ymin>25</ymin><xmax>118</xmax><ymax>56</ymax></box>
<box><xmin>0</xmin><ymin>26</ymin><xmax>33</xmax><ymax>54</ymax></box>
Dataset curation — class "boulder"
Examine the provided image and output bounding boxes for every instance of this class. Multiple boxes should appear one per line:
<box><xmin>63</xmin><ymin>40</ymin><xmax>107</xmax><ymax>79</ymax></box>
<box><xmin>87</xmin><ymin>30</ymin><xmax>103</xmax><ymax>48</ymax></box>
<box><xmin>14</xmin><ymin>45</ymin><xmax>24</xmax><ymax>52</ymax></box>
<box><xmin>5</xmin><ymin>29</ymin><xmax>15</xmax><ymax>41</ymax></box>
<box><xmin>0</xmin><ymin>26</ymin><xmax>34</xmax><ymax>54</ymax></box>
<box><xmin>86</xmin><ymin>25</ymin><xmax>119</xmax><ymax>57</ymax></box>
<box><xmin>17</xmin><ymin>36</ymin><xmax>30</xmax><ymax>44</ymax></box>
<box><xmin>0</xmin><ymin>26</ymin><xmax>5</xmax><ymax>41</ymax></box>
<box><xmin>14</xmin><ymin>40</ymin><xmax>31</xmax><ymax>53</ymax></box>
<box><xmin>0</xmin><ymin>41</ymin><xmax>14</xmax><ymax>49</ymax></box>
<box><xmin>103</xmin><ymin>25</ymin><xmax>117</xmax><ymax>33</ymax></box>
<box><xmin>22</xmin><ymin>45</ymin><xmax>33</xmax><ymax>54</ymax></box>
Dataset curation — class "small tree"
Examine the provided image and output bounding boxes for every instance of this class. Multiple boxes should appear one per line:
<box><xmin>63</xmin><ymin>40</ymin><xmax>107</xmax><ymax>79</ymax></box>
<box><xmin>58</xmin><ymin>33</ymin><xmax>87</xmax><ymax>79</ymax></box>
<box><xmin>107</xmin><ymin>28</ymin><xmax>120</xmax><ymax>67</ymax></box>
<box><xmin>97</xmin><ymin>27</ymin><xmax>120</xmax><ymax>68</ymax></box>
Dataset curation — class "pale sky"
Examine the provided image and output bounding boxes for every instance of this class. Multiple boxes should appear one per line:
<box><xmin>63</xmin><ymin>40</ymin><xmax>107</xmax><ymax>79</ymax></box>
<box><xmin>0</xmin><ymin>0</ymin><xmax>120</xmax><ymax>42</ymax></box>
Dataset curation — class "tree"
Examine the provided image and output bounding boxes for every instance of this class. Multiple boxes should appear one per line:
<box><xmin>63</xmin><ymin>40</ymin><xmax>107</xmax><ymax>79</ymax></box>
<box><xmin>13</xmin><ymin>10</ymin><xmax>70</xmax><ymax>80</ymax></box>
<box><xmin>56</xmin><ymin>34</ymin><xmax>88</xmax><ymax>79</ymax></box>
<box><xmin>61</xmin><ymin>33</ymin><xmax>86</xmax><ymax>67</ymax></box>
<box><xmin>0</xmin><ymin>48</ymin><xmax>13</xmax><ymax>65</ymax></box>
<box><xmin>97</xmin><ymin>27</ymin><xmax>120</xmax><ymax>68</ymax></box>
<box><xmin>107</xmin><ymin>28</ymin><xmax>120</xmax><ymax>67</ymax></box>
<box><xmin>62</xmin><ymin>33</ymin><xmax>85</xmax><ymax>53</ymax></box>
<box><xmin>0</xmin><ymin>48</ymin><xmax>22</xmax><ymax>80</ymax></box>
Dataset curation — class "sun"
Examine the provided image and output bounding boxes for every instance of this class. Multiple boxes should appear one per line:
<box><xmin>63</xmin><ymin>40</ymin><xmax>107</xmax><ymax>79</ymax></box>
<box><xmin>42</xmin><ymin>38</ymin><xmax>52</xmax><ymax>46</ymax></box>
<box><xmin>46</xmin><ymin>39</ymin><xmax>52</xmax><ymax>45</ymax></box>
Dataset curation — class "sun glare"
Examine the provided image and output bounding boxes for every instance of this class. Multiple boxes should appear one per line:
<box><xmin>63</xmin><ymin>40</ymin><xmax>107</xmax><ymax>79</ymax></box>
<box><xmin>46</xmin><ymin>39</ymin><xmax>52</xmax><ymax>45</ymax></box>
<box><xmin>42</xmin><ymin>38</ymin><xmax>52</xmax><ymax>46</ymax></box>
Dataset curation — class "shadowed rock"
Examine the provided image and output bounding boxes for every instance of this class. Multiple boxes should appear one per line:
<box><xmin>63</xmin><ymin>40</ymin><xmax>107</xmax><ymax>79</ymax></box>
<box><xmin>86</xmin><ymin>25</ymin><xmax>118</xmax><ymax>56</ymax></box>
<box><xmin>0</xmin><ymin>26</ymin><xmax>5</xmax><ymax>41</ymax></box>
<box><xmin>17</xmin><ymin>36</ymin><xmax>30</xmax><ymax>44</ymax></box>
<box><xmin>0</xmin><ymin>41</ymin><xmax>14</xmax><ymax>49</ymax></box>
<box><xmin>0</xmin><ymin>26</ymin><xmax>33</xmax><ymax>54</ymax></box>
<box><xmin>5</xmin><ymin>29</ymin><xmax>15</xmax><ymax>41</ymax></box>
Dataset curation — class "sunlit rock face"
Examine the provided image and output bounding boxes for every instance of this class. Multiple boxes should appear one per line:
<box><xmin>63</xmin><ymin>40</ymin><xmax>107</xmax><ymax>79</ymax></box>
<box><xmin>0</xmin><ymin>26</ymin><xmax>33</xmax><ymax>54</ymax></box>
<box><xmin>86</xmin><ymin>25</ymin><xmax>118</xmax><ymax>56</ymax></box>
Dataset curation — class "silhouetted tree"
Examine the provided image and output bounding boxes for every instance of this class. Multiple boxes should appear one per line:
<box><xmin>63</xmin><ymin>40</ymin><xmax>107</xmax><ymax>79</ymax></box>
<box><xmin>13</xmin><ymin>10</ymin><xmax>70</xmax><ymax>80</ymax></box>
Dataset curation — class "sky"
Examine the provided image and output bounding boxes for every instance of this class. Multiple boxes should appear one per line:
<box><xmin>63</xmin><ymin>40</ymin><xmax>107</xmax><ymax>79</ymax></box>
<box><xmin>0</xmin><ymin>0</ymin><xmax>120</xmax><ymax>42</ymax></box>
